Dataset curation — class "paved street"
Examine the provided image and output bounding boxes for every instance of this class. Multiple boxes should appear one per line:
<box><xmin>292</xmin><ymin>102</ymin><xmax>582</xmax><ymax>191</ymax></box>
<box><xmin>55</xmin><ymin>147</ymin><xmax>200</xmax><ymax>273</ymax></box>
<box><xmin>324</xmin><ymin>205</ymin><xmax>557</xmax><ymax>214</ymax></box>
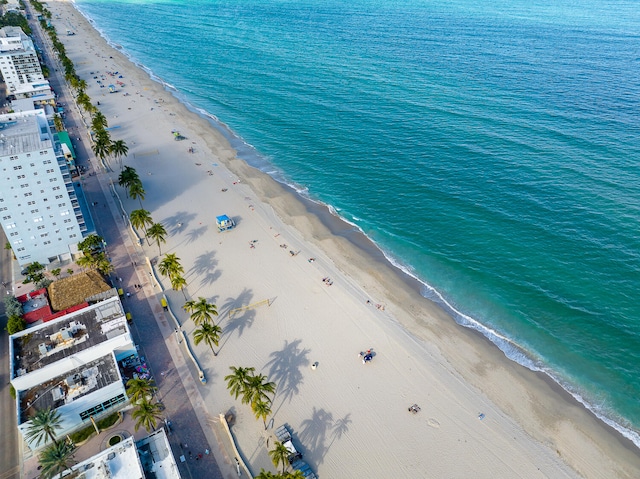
<box><xmin>0</xmin><ymin>228</ymin><xmax>20</xmax><ymax>479</ymax></box>
<box><xmin>4</xmin><ymin>5</ymin><xmax>241</xmax><ymax>478</ymax></box>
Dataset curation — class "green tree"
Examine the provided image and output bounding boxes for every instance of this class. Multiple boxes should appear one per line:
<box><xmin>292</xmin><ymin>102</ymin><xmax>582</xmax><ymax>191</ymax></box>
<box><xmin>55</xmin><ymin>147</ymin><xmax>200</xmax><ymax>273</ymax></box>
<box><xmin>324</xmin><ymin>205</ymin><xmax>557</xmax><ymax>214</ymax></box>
<box><xmin>170</xmin><ymin>274</ymin><xmax>187</xmax><ymax>300</ymax></box>
<box><xmin>132</xmin><ymin>400</ymin><xmax>163</xmax><ymax>432</ymax></box>
<box><xmin>75</xmin><ymin>253</ymin><xmax>95</xmax><ymax>271</ymax></box>
<box><xmin>193</xmin><ymin>322</ymin><xmax>222</xmax><ymax>356</ymax></box>
<box><xmin>118</xmin><ymin>166</ymin><xmax>139</xmax><ymax>195</ymax></box>
<box><xmin>147</xmin><ymin>222</ymin><xmax>167</xmax><ymax>256</ymax></box>
<box><xmin>126</xmin><ymin>378</ymin><xmax>157</xmax><ymax>403</ymax></box>
<box><xmin>66</xmin><ymin>268</ymin><xmax>74</xmax><ymax>277</ymax></box>
<box><xmin>53</xmin><ymin>115</ymin><xmax>63</xmax><ymax>132</ymax></box>
<box><xmin>6</xmin><ymin>315</ymin><xmax>27</xmax><ymax>334</ymax></box>
<box><xmin>224</xmin><ymin>366</ymin><xmax>255</xmax><ymax>401</ymax></box>
<box><xmin>158</xmin><ymin>253</ymin><xmax>184</xmax><ymax>280</ymax></box>
<box><xmin>38</xmin><ymin>440</ymin><xmax>76</xmax><ymax>479</ymax></box>
<box><xmin>110</xmin><ymin>139</ymin><xmax>129</xmax><ymax>170</ymax></box>
<box><xmin>183</xmin><ymin>297</ymin><xmax>218</xmax><ymax>326</ymax></box>
<box><xmin>77</xmin><ymin>234</ymin><xmax>103</xmax><ymax>255</ymax></box>
<box><xmin>23</xmin><ymin>262</ymin><xmax>46</xmax><ymax>285</ymax></box>
<box><xmin>26</xmin><ymin>407</ymin><xmax>62</xmax><ymax>447</ymax></box>
<box><xmin>50</xmin><ymin>268</ymin><xmax>61</xmax><ymax>279</ymax></box>
<box><xmin>94</xmin><ymin>252</ymin><xmax>114</xmax><ymax>275</ymax></box>
<box><xmin>252</xmin><ymin>399</ymin><xmax>272</xmax><ymax>430</ymax></box>
<box><xmin>129</xmin><ymin>209</ymin><xmax>153</xmax><ymax>232</ymax></box>
<box><xmin>243</xmin><ymin>373</ymin><xmax>276</xmax><ymax>407</ymax></box>
<box><xmin>91</xmin><ymin>111</ymin><xmax>108</xmax><ymax>131</ymax></box>
<box><xmin>128</xmin><ymin>179</ymin><xmax>146</xmax><ymax>208</ymax></box>
<box><xmin>269</xmin><ymin>441</ymin><xmax>291</xmax><ymax>475</ymax></box>
<box><xmin>4</xmin><ymin>295</ymin><xmax>22</xmax><ymax>317</ymax></box>
<box><xmin>92</xmin><ymin>130</ymin><xmax>112</xmax><ymax>165</ymax></box>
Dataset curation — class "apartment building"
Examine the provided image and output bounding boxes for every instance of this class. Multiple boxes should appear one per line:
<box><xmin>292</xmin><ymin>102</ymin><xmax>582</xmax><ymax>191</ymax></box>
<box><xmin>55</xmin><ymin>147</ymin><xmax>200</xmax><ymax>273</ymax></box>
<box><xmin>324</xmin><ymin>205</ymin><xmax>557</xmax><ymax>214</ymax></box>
<box><xmin>0</xmin><ymin>109</ymin><xmax>88</xmax><ymax>266</ymax></box>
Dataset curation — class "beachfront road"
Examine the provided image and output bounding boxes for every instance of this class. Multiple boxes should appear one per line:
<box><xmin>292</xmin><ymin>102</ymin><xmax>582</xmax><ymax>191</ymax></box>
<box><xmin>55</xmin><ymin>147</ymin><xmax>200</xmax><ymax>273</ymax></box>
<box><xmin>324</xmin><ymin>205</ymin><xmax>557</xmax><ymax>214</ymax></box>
<box><xmin>23</xmin><ymin>5</ymin><xmax>224</xmax><ymax>478</ymax></box>
<box><xmin>0</xmin><ymin>228</ymin><xmax>20</xmax><ymax>479</ymax></box>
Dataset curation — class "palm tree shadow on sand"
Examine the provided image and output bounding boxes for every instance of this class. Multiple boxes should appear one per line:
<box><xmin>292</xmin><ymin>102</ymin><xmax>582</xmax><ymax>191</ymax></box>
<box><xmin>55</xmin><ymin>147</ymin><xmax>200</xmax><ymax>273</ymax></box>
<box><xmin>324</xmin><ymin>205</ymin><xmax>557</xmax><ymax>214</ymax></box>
<box><xmin>217</xmin><ymin>289</ymin><xmax>256</xmax><ymax>354</ymax></box>
<box><xmin>185</xmin><ymin>225</ymin><xmax>208</xmax><ymax>244</ymax></box>
<box><xmin>298</xmin><ymin>407</ymin><xmax>334</xmax><ymax>465</ymax></box>
<box><xmin>266</xmin><ymin>339</ymin><xmax>310</xmax><ymax>416</ymax></box>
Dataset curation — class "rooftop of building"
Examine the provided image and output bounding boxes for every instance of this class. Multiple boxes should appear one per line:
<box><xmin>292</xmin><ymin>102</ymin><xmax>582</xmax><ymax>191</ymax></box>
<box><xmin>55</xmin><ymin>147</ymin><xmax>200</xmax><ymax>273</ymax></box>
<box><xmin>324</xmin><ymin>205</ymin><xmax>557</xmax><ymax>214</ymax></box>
<box><xmin>19</xmin><ymin>352</ymin><xmax>120</xmax><ymax>423</ymax></box>
<box><xmin>67</xmin><ymin>429</ymin><xmax>180</xmax><ymax>479</ymax></box>
<box><xmin>0</xmin><ymin>111</ymin><xmax>51</xmax><ymax>155</ymax></box>
<box><xmin>49</xmin><ymin>270</ymin><xmax>114</xmax><ymax>312</ymax></box>
<box><xmin>11</xmin><ymin>296</ymin><xmax>127</xmax><ymax>377</ymax></box>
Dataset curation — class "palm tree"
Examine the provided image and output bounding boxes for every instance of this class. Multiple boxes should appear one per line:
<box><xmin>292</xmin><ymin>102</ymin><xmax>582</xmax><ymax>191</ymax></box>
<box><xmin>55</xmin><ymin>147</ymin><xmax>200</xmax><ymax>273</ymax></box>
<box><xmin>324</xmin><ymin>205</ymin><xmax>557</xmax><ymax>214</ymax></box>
<box><xmin>243</xmin><ymin>373</ymin><xmax>276</xmax><ymax>407</ymax></box>
<box><xmin>158</xmin><ymin>253</ymin><xmax>184</xmax><ymax>280</ymax></box>
<box><xmin>128</xmin><ymin>179</ymin><xmax>146</xmax><ymax>208</ymax></box>
<box><xmin>126</xmin><ymin>378</ymin><xmax>157</xmax><ymax>404</ymax></box>
<box><xmin>75</xmin><ymin>253</ymin><xmax>95</xmax><ymax>271</ymax></box>
<box><xmin>269</xmin><ymin>441</ymin><xmax>291</xmax><ymax>475</ymax></box>
<box><xmin>183</xmin><ymin>297</ymin><xmax>218</xmax><ymax>326</ymax></box>
<box><xmin>225</xmin><ymin>366</ymin><xmax>255</xmax><ymax>400</ymax></box>
<box><xmin>147</xmin><ymin>223</ymin><xmax>167</xmax><ymax>255</ymax></box>
<box><xmin>95</xmin><ymin>253</ymin><xmax>114</xmax><ymax>275</ymax></box>
<box><xmin>91</xmin><ymin>111</ymin><xmax>108</xmax><ymax>131</ymax></box>
<box><xmin>26</xmin><ymin>407</ymin><xmax>62</xmax><ymax>447</ymax></box>
<box><xmin>66</xmin><ymin>268</ymin><xmax>74</xmax><ymax>277</ymax></box>
<box><xmin>170</xmin><ymin>274</ymin><xmax>188</xmax><ymax>300</ymax></box>
<box><xmin>78</xmin><ymin>233</ymin><xmax>104</xmax><ymax>255</ymax></box>
<box><xmin>38</xmin><ymin>440</ymin><xmax>76</xmax><ymax>479</ymax></box>
<box><xmin>193</xmin><ymin>322</ymin><xmax>222</xmax><ymax>356</ymax></box>
<box><xmin>132</xmin><ymin>400</ymin><xmax>163</xmax><ymax>432</ymax></box>
<box><xmin>92</xmin><ymin>134</ymin><xmax>111</xmax><ymax>166</ymax></box>
<box><xmin>110</xmin><ymin>139</ymin><xmax>129</xmax><ymax>170</ymax></box>
<box><xmin>51</xmin><ymin>268</ymin><xmax>61</xmax><ymax>279</ymax></box>
<box><xmin>129</xmin><ymin>208</ymin><xmax>154</xmax><ymax>244</ymax></box>
<box><xmin>252</xmin><ymin>399</ymin><xmax>272</xmax><ymax>430</ymax></box>
<box><xmin>118</xmin><ymin>166</ymin><xmax>139</xmax><ymax>195</ymax></box>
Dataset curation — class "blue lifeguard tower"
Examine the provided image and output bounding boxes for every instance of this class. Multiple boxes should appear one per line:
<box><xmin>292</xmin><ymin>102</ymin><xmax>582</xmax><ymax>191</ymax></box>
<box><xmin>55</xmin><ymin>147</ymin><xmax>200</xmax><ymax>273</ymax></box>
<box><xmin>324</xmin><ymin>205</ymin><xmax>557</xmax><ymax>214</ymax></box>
<box><xmin>216</xmin><ymin>215</ymin><xmax>235</xmax><ymax>232</ymax></box>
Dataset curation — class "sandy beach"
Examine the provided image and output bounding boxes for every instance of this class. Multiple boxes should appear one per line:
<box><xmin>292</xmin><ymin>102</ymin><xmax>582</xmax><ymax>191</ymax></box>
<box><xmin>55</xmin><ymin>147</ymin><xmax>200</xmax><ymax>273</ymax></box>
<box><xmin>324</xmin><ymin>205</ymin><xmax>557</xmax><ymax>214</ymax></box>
<box><xmin>42</xmin><ymin>1</ymin><xmax>640</xmax><ymax>477</ymax></box>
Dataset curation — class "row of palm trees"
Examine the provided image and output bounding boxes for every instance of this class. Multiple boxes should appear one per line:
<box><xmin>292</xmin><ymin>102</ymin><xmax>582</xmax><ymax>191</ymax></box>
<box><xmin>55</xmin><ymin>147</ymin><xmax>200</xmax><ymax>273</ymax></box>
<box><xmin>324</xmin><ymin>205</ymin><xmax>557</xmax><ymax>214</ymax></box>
<box><xmin>25</xmin><ymin>407</ymin><xmax>75</xmax><ymax>479</ymax></box>
<box><xmin>126</xmin><ymin>377</ymin><xmax>164</xmax><ymax>433</ymax></box>
<box><xmin>225</xmin><ymin>366</ymin><xmax>276</xmax><ymax>431</ymax></box>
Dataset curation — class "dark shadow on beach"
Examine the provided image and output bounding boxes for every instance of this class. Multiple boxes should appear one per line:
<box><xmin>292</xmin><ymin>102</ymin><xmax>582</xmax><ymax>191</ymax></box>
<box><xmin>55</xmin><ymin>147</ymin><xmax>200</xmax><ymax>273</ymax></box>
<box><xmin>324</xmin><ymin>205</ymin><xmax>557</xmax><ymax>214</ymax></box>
<box><xmin>217</xmin><ymin>289</ymin><xmax>256</xmax><ymax>352</ymax></box>
<box><xmin>266</xmin><ymin>339</ymin><xmax>310</xmax><ymax>415</ymax></box>
<box><xmin>186</xmin><ymin>225</ymin><xmax>208</xmax><ymax>244</ymax></box>
<box><xmin>298</xmin><ymin>407</ymin><xmax>334</xmax><ymax>465</ymax></box>
<box><xmin>163</xmin><ymin>211</ymin><xmax>197</xmax><ymax>235</ymax></box>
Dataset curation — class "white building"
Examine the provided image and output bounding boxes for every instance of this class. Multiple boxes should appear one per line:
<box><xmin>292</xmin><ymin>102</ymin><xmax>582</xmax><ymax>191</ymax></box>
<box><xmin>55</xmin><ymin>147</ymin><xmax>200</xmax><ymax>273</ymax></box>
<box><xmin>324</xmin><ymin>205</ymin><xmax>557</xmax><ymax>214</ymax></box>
<box><xmin>65</xmin><ymin>431</ymin><xmax>181</xmax><ymax>479</ymax></box>
<box><xmin>10</xmin><ymin>295</ymin><xmax>138</xmax><ymax>450</ymax></box>
<box><xmin>0</xmin><ymin>109</ymin><xmax>88</xmax><ymax>266</ymax></box>
<box><xmin>0</xmin><ymin>26</ymin><xmax>47</xmax><ymax>97</ymax></box>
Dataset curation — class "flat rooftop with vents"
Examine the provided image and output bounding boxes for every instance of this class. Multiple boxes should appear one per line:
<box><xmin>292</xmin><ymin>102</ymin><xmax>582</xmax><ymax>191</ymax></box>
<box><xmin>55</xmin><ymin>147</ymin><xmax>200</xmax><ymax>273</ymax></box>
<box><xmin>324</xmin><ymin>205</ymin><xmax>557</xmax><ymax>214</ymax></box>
<box><xmin>11</xmin><ymin>295</ymin><xmax>127</xmax><ymax>381</ymax></box>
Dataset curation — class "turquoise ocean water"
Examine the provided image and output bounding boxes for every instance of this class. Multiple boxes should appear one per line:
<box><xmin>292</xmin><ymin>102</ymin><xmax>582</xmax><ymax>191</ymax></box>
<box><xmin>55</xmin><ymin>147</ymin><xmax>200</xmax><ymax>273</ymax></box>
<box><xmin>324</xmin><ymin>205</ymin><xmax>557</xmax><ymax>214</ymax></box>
<box><xmin>73</xmin><ymin>0</ymin><xmax>640</xmax><ymax>445</ymax></box>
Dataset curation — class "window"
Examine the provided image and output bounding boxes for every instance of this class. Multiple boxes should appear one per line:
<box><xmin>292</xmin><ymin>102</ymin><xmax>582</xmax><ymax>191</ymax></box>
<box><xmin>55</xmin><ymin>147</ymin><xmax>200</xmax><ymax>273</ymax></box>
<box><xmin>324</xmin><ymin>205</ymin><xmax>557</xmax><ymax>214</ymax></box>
<box><xmin>24</xmin><ymin>192</ymin><xmax>32</xmax><ymax>197</ymax></box>
<box><xmin>5</xmin><ymin>223</ymin><xmax>16</xmax><ymax>229</ymax></box>
<box><xmin>69</xmin><ymin>234</ymin><xmax>76</xmax><ymax>238</ymax></box>
<box><xmin>37</xmin><ymin>225</ymin><xmax>45</xmax><ymax>230</ymax></box>
<box><xmin>34</xmin><ymin>216</ymin><xmax>43</xmax><ymax>222</ymax></box>
<box><xmin>43</xmin><ymin>240</ymin><xmax>51</xmax><ymax>245</ymax></box>
<box><xmin>49</xmin><ymin>178</ymin><xmax>57</xmax><ymax>182</ymax></box>
<box><xmin>13</xmin><ymin>165</ymin><xmax>21</xmax><ymax>170</ymax></box>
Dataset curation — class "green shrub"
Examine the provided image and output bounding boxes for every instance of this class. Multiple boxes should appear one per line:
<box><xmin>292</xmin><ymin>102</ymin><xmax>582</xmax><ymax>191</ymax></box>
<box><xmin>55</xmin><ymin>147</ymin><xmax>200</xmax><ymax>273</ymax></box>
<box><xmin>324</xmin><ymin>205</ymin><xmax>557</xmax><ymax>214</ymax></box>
<box><xmin>69</xmin><ymin>426</ymin><xmax>94</xmax><ymax>444</ymax></box>
<box><xmin>96</xmin><ymin>412</ymin><xmax>120</xmax><ymax>429</ymax></box>
<box><xmin>6</xmin><ymin>315</ymin><xmax>26</xmax><ymax>335</ymax></box>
